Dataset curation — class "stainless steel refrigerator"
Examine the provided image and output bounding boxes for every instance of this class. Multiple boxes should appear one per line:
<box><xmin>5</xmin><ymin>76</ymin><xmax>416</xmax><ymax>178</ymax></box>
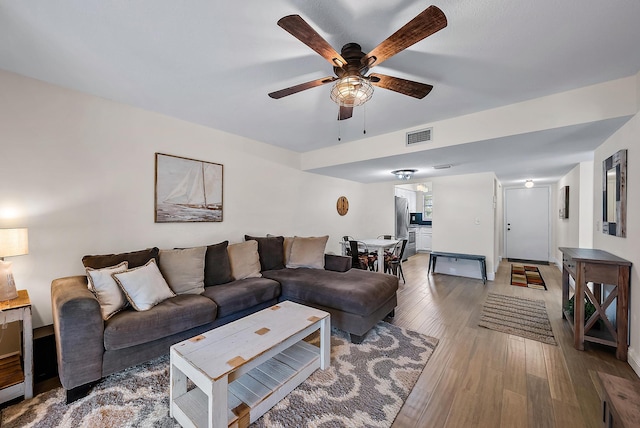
<box><xmin>395</xmin><ymin>196</ymin><xmax>416</xmax><ymax>259</ymax></box>
<box><xmin>395</xmin><ymin>196</ymin><xmax>409</xmax><ymax>240</ymax></box>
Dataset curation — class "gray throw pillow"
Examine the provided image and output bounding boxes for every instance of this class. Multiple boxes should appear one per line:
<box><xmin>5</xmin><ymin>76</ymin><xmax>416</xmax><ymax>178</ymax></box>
<box><xmin>82</xmin><ymin>247</ymin><xmax>160</xmax><ymax>269</ymax></box>
<box><xmin>204</xmin><ymin>241</ymin><xmax>232</xmax><ymax>286</ymax></box>
<box><xmin>245</xmin><ymin>235</ymin><xmax>285</xmax><ymax>271</ymax></box>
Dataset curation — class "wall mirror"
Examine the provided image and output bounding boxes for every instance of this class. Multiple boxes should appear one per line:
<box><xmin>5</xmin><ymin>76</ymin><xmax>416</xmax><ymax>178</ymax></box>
<box><xmin>602</xmin><ymin>149</ymin><xmax>627</xmax><ymax>237</ymax></box>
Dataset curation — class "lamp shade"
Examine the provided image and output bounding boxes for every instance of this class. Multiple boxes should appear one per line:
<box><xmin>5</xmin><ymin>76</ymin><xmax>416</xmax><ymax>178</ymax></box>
<box><xmin>0</xmin><ymin>228</ymin><xmax>29</xmax><ymax>258</ymax></box>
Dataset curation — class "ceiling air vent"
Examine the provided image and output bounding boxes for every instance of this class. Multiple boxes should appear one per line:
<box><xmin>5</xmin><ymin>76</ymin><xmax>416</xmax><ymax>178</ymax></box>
<box><xmin>406</xmin><ymin>127</ymin><xmax>433</xmax><ymax>146</ymax></box>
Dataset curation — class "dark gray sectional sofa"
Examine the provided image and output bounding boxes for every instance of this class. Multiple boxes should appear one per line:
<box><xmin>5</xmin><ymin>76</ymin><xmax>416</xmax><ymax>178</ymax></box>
<box><xmin>51</xmin><ymin>237</ymin><xmax>398</xmax><ymax>403</ymax></box>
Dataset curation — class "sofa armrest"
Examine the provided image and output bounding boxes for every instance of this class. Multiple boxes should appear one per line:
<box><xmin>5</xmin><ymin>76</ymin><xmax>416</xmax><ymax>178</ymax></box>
<box><xmin>51</xmin><ymin>275</ymin><xmax>105</xmax><ymax>390</ymax></box>
<box><xmin>324</xmin><ymin>254</ymin><xmax>351</xmax><ymax>272</ymax></box>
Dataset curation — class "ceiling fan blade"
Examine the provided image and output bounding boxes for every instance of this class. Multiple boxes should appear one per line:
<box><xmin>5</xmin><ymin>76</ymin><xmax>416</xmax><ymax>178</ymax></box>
<box><xmin>363</xmin><ymin>5</ymin><xmax>447</xmax><ymax>68</ymax></box>
<box><xmin>338</xmin><ymin>106</ymin><xmax>353</xmax><ymax>121</ymax></box>
<box><xmin>278</xmin><ymin>15</ymin><xmax>347</xmax><ymax>67</ymax></box>
<box><xmin>268</xmin><ymin>76</ymin><xmax>336</xmax><ymax>99</ymax></box>
<box><xmin>369</xmin><ymin>73</ymin><xmax>433</xmax><ymax>99</ymax></box>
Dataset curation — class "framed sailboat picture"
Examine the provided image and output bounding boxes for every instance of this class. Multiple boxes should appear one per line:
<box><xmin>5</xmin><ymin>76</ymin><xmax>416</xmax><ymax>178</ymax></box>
<box><xmin>155</xmin><ymin>153</ymin><xmax>223</xmax><ymax>222</ymax></box>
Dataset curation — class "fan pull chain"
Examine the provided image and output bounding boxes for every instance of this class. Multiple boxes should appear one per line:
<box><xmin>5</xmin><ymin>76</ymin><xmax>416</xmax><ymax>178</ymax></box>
<box><xmin>337</xmin><ymin>105</ymin><xmax>342</xmax><ymax>141</ymax></box>
<box><xmin>363</xmin><ymin>104</ymin><xmax>367</xmax><ymax>135</ymax></box>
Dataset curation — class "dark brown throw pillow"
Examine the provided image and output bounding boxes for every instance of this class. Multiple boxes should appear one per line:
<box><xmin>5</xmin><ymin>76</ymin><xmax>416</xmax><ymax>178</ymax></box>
<box><xmin>244</xmin><ymin>235</ymin><xmax>285</xmax><ymax>271</ymax></box>
<box><xmin>204</xmin><ymin>241</ymin><xmax>233</xmax><ymax>286</ymax></box>
<box><xmin>82</xmin><ymin>247</ymin><xmax>160</xmax><ymax>270</ymax></box>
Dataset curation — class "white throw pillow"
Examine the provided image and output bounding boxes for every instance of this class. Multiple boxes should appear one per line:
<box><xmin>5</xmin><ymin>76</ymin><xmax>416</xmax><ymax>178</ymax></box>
<box><xmin>286</xmin><ymin>236</ymin><xmax>329</xmax><ymax>269</ymax></box>
<box><xmin>227</xmin><ymin>240</ymin><xmax>262</xmax><ymax>280</ymax></box>
<box><xmin>159</xmin><ymin>246</ymin><xmax>206</xmax><ymax>295</ymax></box>
<box><xmin>112</xmin><ymin>259</ymin><xmax>175</xmax><ymax>311</ymax></box>
<box><xmin>86</xmin><ymin>261</ymin><xmax>129</xmax><ymax>320</ymax></box>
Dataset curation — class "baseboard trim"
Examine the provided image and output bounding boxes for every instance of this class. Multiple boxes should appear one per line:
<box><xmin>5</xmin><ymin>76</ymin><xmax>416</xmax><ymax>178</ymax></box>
<box><xmin>628</xmin><ymin>347</ymin><xmax>640</xmax><ymax>378</ymax></box>
<box><xmin>507</xmin><ymin>258</ymin><xmax>549</xmax><ymax>265</ymax></box>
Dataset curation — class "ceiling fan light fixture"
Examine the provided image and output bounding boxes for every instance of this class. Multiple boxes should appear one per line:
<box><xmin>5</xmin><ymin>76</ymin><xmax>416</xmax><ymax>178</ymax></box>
<box><xmin>330</xmin><ymin>76</ymin><xmax>374</xmax><ymax>107</ymax></box>
<box><xmin>392</xmin><ymin>169</ymin><xmax>417</xmax><ymax>180</ymax></box>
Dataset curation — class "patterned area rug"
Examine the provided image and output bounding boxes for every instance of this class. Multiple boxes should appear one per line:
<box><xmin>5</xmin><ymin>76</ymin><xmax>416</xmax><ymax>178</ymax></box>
<box><xmin>511</xmin><ymin>264</ymin><xmax>547</xmax><ymax>290</ymax></box>
<box><xmin>478</xmin><ymin>293</ymin><xmax>556</xmax><ymax>345</ymax></box>
<box><xmin>1</xmin><ymin>322</ymin><xmax>438</xmax><ymax>427</ymax></box>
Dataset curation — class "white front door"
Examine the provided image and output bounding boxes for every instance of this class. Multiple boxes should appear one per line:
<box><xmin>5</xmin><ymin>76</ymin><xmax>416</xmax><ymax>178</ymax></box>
<box><xmin>505</xmin><ymin>187</ymin><xmax>549</xmax><ymax>262</ymax></box>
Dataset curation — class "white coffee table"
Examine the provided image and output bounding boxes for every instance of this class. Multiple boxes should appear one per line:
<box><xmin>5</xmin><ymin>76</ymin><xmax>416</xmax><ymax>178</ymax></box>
<box><xmin>170</xmin><ymin>300</ymin><xmax>330</xmax><ymax>428</ymax></box>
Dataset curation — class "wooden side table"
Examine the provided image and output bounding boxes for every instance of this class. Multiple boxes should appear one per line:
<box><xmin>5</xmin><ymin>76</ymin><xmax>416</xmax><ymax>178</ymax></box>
<box><xmin>559</xmin><ymin>247</ymin><xmax>632</xmax><ymax>360</ymax></box>
<box><xmin>598</xmin><ymin>372</ymin><xmax>640</xmax><ymax>427</ymax></box>
<box><xmin>0</xmin><ymin>290</ymin><xmax>33</xmax><ymax>404</ymax></box>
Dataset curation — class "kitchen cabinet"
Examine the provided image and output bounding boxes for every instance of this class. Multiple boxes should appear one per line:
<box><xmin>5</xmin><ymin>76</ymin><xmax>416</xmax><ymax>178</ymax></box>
<box><xmin>394</xmin><ymin>188</ymin><xmax>417</xmax><ymax>212</ymax></box>
<box><xmin>416</xmin><ymin>227</ymin><xmax>432</xmax><ymax>252</ymax></box>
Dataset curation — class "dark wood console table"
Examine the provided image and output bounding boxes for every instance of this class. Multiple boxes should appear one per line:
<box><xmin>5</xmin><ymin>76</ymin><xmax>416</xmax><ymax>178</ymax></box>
<box><xmin>559</xmin><ymin>247</ymin><xmax>631</xmax><ymax>360</ymax></box>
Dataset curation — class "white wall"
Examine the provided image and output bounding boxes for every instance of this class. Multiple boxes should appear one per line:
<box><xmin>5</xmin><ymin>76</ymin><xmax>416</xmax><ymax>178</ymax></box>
<box><xmin>592</xmin><ymin>109</ymin><xmax>640</xmax><ymax>375</ymax></box>
<box><xmin>0</xmin><ymin>70</ymin><xmax>370</xmax><ymax>330</ymax></box>
<box><xmin>552</xmin><ymin>160</ymin><xmax>594</xmax><ymax>268</ymax></box>
<box><xmin>494</xmin><ymin>178</ymin><xmax>503</xmax><ymax>271</ymax></box>
<box><xmin>554</xmin><ymin>165</ymin><xmax>582</xmax><ymax>265</ymax></box>
<box><xmin>431</xmin><ymin>172</ymin><xmax>496</xmax><ymax>280</ymax></box>
<box><xmin>578</xmin><ymin>161</ymin><xmax>594</xmax><ymax>248</ymax></box>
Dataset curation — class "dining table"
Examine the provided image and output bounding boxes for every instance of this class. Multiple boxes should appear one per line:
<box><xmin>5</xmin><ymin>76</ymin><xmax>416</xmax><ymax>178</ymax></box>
<box><xmin>343</xmin><ymin>238</ymin><xmax>399</xmax><ymax>272</ymax></box>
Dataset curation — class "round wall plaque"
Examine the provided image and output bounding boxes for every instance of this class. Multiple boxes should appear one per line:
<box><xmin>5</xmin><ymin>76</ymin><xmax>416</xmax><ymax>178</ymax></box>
<box><xmin>336</xmin><ymin>196</ymin><xmax>349</xmax><ymax>216</ymax></box>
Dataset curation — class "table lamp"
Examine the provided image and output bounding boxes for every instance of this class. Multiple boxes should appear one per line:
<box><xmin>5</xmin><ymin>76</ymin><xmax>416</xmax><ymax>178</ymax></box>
<box><xmin>0</xmin><ymin>228</ymin><xmax>29</xmax><ymax>301</ymax></box>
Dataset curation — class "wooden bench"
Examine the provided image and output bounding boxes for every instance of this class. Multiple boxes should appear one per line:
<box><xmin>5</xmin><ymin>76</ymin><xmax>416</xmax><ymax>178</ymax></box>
<box><xmin>428</xmin><ymin>251</ymin><xmax>487</xmax><ymax>284</ymax></box>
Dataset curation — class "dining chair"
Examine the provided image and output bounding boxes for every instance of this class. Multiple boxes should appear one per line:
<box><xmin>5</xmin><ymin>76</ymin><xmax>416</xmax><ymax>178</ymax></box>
<box><xmin>347</xmin><ymin>240</ymin><xmax>369</xmax><ymax>270</ymax></box>
<box><xmin>348</xmin><ymin>240</ymin><xmax>371</xmax><ymax>270</ymax></box>
<box><xmin>384</xmin><ymin>239</ymin><xmax>408</xmax><ymax>282</ymax></box>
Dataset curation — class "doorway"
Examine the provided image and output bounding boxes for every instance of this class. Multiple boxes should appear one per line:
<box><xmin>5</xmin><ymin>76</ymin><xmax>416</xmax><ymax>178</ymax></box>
<box><xmin>505</xmin><ymin>187</ymin><xmax>549</xmax><ymax>263</ymax></box>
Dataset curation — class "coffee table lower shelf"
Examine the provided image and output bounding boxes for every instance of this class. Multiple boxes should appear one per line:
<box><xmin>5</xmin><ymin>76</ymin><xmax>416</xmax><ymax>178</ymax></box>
<box><xmin>173</xmin><ymin>340</ymin><xmax>319</xmax><ymax>427</ymax></box>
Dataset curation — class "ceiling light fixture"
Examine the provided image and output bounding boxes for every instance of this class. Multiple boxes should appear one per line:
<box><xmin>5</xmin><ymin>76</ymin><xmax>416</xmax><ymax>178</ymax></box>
<box><xmin>525</xmin><ymin>179</ymin><xmax>534</xmax><ymax>188</ymax></box>
<box><xmin>392</xmin><ymin>169</ymin><xmax>417</xmax><ymax>180</ymax></box>
<box><xmin>330</xmin><ymin>76</ymin><xmax>374</xmax><ymax>107</ymax></box>
<box><xmin>416</xmin><ymin>183</ymin><xmax>429</xmax><ymax>193</ymax></box>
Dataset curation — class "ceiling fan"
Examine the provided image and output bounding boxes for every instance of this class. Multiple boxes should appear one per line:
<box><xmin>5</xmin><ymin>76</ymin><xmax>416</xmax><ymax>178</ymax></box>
<box><xmin>268</xmin><ymin>5</ymin><xmax>447</xmax><ymax>120</ymax></box>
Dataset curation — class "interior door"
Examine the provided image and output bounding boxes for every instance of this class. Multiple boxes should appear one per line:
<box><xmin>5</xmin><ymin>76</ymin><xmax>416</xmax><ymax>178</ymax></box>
<box><xmin>505</xmin><ymin>187</ymin><xmax>549</xmax><ymax>262</ymax></box>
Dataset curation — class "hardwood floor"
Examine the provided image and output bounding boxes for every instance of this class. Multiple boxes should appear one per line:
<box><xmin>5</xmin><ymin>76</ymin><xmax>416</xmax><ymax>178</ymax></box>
<box><xmin>390</xmin><ymin>253</ymin><xmax>638</xmax><ymax>428</ymax></box>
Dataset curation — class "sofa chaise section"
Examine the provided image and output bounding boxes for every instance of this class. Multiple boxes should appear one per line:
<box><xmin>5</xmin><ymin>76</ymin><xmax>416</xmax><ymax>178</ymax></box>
<box><xmin>262</xmin><ymin>267</ymin><xmax>398</xmax><ymax>343</ymax></box>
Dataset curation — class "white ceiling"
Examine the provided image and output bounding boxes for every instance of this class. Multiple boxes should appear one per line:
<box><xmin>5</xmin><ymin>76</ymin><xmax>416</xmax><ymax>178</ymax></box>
<box><xmin>1</xmin><ymin>1</ymin><xmax>639</xmax><ymax>185</ymax></box>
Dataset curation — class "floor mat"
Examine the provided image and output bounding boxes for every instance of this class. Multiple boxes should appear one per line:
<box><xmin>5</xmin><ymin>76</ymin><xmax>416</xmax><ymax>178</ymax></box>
<box><xmin>511</xmin><ymin>264</ymin><xmax>547</xmax><ymax>290</ymax></box>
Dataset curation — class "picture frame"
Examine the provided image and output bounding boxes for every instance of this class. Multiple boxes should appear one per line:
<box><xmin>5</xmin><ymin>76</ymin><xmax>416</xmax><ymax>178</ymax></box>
<box><xmin>559</xmin><ymin>186</ymin><xmax>569</xmax><ymax>219</ymax></box>
<box><xmin>155</xmin><ymin>153</ymin><xmax>223</xmax><ymax>223</ymax></box>
<box><xmin>602</xmin><ymin>149</ymin><xmax>627</xmax><ymax>237</ymax></box>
